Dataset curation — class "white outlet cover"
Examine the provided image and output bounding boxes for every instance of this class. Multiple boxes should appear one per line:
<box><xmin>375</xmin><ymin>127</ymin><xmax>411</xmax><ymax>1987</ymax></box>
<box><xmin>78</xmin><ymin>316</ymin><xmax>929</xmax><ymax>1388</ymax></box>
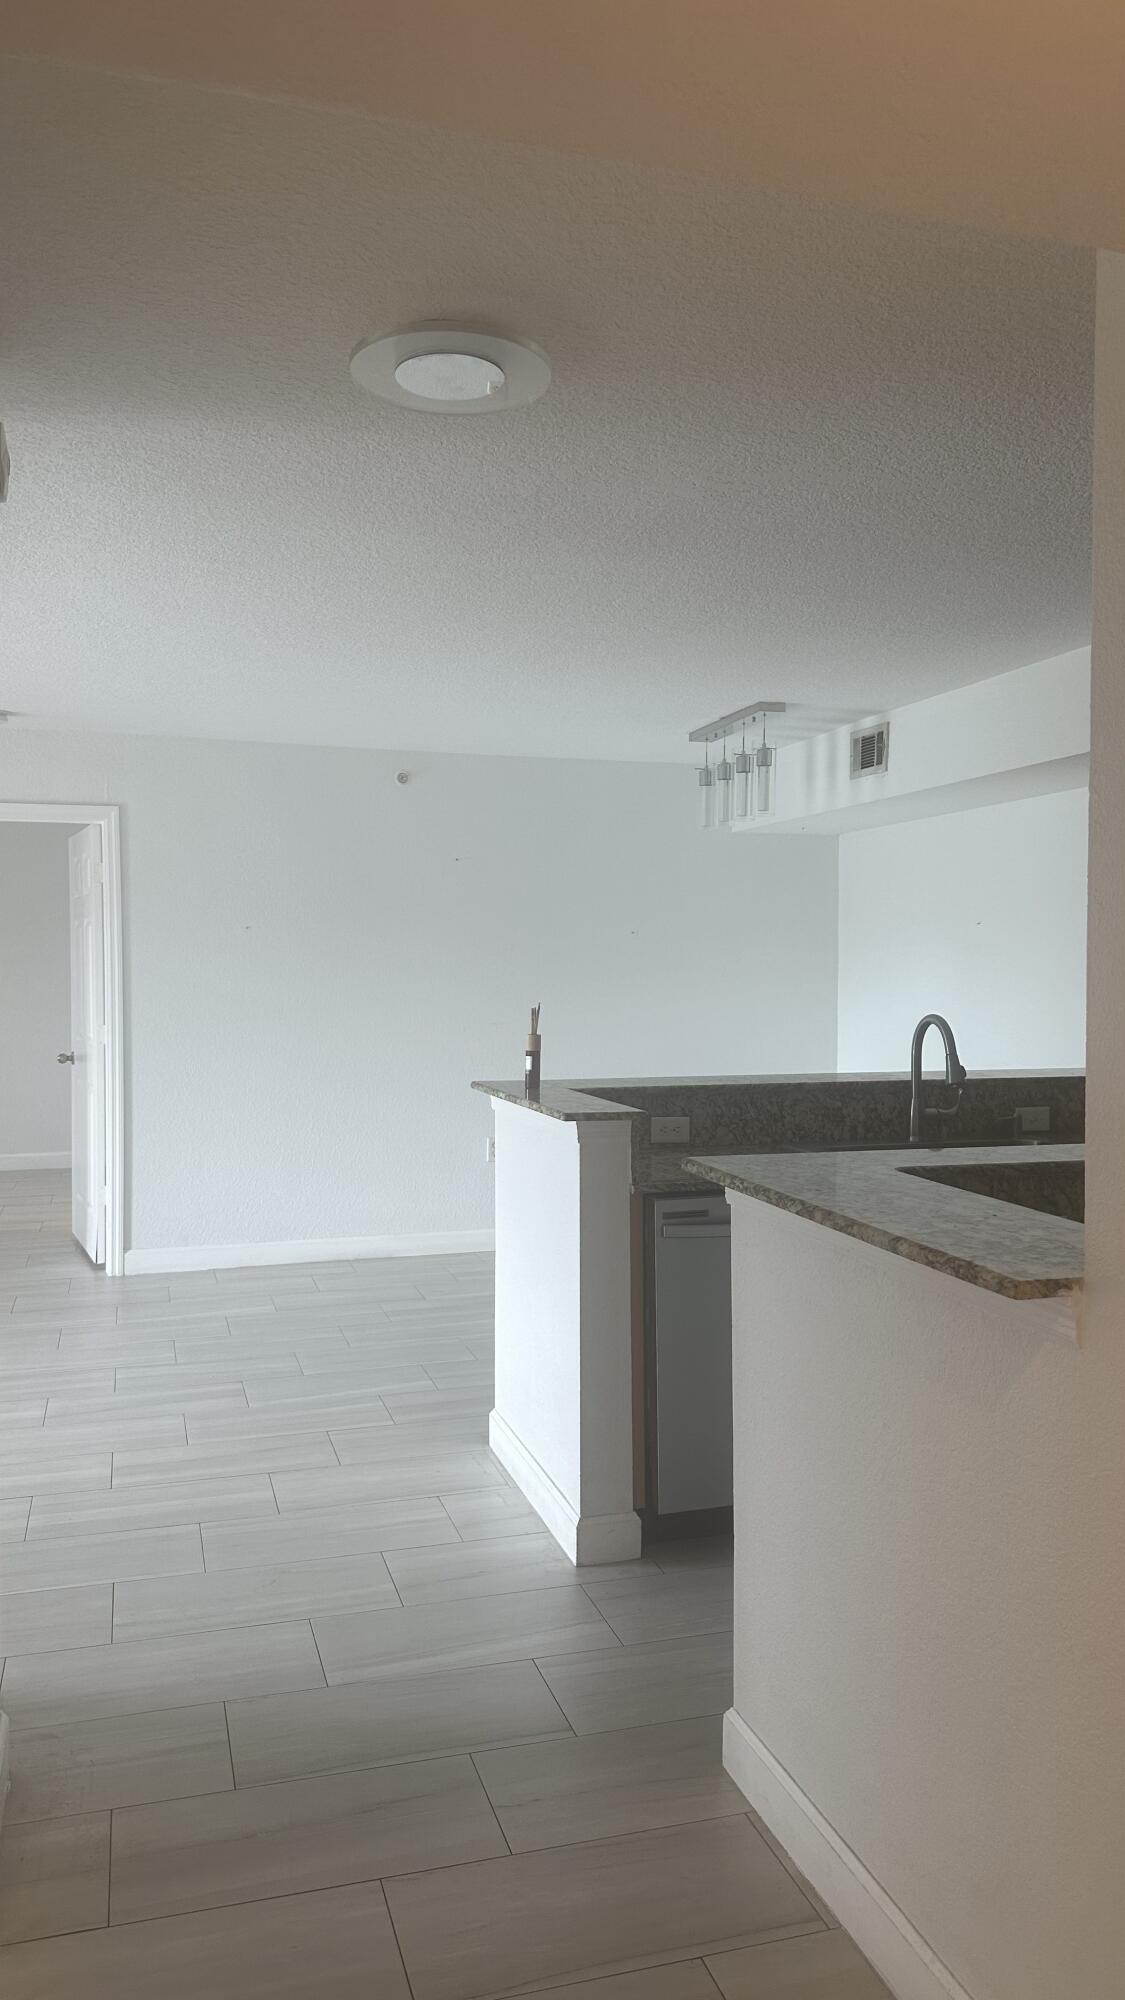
<box><xmin>650</xmin><ymin>1115</ymin><xmax>691</xmax><ymax>1145</ymax></box>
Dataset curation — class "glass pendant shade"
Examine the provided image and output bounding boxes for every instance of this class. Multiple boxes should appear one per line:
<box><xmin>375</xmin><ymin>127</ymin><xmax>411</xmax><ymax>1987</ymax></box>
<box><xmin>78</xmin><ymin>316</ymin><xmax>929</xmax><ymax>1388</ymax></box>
<box><xmin>755</xmin><ymin>742</ymin><xmax>776</xmax><ymax>818</ymax></box>
<box><xmin>733</xmin><ymin>749</ymin><xmax>753</xmax><ymax>822</ymax></box>
<box><xmin>697</xmin><ymin>764</ymin><xmax>716</xmax><ymax>829</ymax></box>
<box><xmin>715</xmin><ymin>751</ymin><xmax>734</xmax><ymax>827</ymax></box>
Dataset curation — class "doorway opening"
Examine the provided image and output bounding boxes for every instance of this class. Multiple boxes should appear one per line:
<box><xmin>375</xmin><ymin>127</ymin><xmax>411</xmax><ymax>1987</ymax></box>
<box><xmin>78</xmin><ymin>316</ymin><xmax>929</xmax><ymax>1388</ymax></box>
<box><xmin>0</xmin><ymin>803</ymin><xmax>124</xmax><ymax>1276</ymax></box>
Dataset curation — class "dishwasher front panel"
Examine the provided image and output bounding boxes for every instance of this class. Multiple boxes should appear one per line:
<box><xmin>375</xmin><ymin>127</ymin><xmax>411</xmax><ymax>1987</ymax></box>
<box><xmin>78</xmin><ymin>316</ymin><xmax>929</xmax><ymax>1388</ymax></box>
<box><xmin>650</xmin><ymin>1194</ymin><xmax>733</xmax><ymax>1516</ymax></box>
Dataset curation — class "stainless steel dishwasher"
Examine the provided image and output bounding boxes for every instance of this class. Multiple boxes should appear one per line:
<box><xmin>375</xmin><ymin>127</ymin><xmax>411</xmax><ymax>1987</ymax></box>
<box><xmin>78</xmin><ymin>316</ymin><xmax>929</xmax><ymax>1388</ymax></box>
<box><xmin>646</xmin><ymin>1193</ymin><xmax>733</xmax><ymax>1520</ymax></box>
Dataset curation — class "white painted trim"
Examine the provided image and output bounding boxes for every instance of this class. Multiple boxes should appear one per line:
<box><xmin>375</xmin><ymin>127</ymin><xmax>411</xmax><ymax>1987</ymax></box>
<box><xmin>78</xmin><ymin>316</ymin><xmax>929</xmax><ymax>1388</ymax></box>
<box><xmin>0</xmin><ymin>802</ymin><xmax>125</xmax><ymax>1276</ymax></box>
<box><xmin>124</xmin><ymin>1228</ymin><xmax>495</xmax><ymax>1275</ymax></box>
<box><xmin>0</xmin><ymin>1152</ymin><xmax>72</xmax><ymax>1171</ymax></box>
<box><xmin>489</xmin><ymin>1408</ymin><xmax>642</xmax><ymax>1566</ymax></box>
<box><xmin>723</xmin><ymin>1709</ymin><xmax>976</xmax><ymax>2000</ymax></box>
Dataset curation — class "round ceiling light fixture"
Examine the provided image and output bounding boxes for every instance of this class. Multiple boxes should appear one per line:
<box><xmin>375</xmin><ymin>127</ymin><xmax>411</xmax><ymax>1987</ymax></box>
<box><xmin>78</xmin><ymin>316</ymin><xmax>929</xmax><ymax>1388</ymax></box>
<box><xmin>349</xmin><ymin>323</ymin><xmax>550</xmax><ymax>414</ymax></box>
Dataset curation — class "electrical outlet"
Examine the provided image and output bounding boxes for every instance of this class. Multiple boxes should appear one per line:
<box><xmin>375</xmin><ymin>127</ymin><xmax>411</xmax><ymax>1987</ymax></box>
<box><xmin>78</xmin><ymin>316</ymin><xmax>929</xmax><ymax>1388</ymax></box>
<box><xmin>650</xmin><ymin>1115</ymin><xmax>691</xmax><ymax>1145</ymax></box>
<box><xmin>1015</xmin><ymin>1106</ymin><xmax>1051</xmax><ymax>1135</ymax></box>
<box><xmin>485</xmin><ymin>1135</ymin><xmax>496</xmax><ymax>1162</ymax></box>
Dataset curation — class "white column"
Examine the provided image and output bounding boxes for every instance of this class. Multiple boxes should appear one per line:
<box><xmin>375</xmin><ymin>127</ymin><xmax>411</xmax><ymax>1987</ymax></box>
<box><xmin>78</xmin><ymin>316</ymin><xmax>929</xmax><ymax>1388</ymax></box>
<box><xmin>488</xmin><ymin>1098</ymin><xmax>641</xmax><ymax>1564</ymax></box>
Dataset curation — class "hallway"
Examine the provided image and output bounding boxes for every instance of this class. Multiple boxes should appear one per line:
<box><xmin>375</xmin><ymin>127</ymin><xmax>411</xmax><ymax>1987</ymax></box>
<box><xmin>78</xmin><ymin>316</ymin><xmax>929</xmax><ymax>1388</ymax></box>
<box><xmin>0</xmin><ymin>1174</ymin><xmax>886</xmax><ymax>1997</ymax></box>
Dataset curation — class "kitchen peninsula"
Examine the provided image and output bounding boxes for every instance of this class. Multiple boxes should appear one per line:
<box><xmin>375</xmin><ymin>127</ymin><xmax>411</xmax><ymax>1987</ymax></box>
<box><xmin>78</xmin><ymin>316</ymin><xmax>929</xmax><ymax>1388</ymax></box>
<box><xmin>473</xmin><ymin>1071</ymin><xmax>1084</xmax><ymax>1564</ymax></box>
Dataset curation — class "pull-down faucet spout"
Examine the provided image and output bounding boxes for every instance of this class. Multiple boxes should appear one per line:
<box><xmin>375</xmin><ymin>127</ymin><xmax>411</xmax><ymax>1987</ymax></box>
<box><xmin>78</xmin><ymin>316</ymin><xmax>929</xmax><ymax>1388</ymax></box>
<box><xmin>909</xmin><ymin>1015</ymin><xmax>967</xmax><ymax>1145</ymax></box>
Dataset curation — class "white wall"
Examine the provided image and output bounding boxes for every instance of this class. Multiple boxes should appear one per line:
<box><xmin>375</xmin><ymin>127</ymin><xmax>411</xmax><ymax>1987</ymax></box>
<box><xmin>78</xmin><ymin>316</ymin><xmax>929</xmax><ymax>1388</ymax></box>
<box><xmin>837</xmin><ymin>788</ymin><xmax>1089</xmax><ymax>1073</ymax></box>
<box><xmin>0</xmin><ymin>730</ymin><xmax>839</xmax><ymax>1259</ymax></box>
<box><xmin>0</xmin><ymin>822</ymin><xmax>73</xmax><ymax>1165</ymax></box>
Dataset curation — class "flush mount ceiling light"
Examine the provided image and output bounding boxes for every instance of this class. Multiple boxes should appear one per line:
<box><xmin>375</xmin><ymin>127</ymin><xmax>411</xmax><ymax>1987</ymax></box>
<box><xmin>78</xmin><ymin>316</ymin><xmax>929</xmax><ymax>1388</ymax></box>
<box><xmin>349</xmin><ymin>324</ymin><xmax>550</xmax><ymax>414</ymax></box>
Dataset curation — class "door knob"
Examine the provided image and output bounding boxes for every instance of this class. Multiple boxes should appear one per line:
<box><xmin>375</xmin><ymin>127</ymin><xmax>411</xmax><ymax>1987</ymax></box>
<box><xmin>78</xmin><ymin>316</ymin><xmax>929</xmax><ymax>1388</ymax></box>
<box><xmin>57</xmin><ymin>1051</ymin><xmax>75</xmax><ymax>1064</ymax></box>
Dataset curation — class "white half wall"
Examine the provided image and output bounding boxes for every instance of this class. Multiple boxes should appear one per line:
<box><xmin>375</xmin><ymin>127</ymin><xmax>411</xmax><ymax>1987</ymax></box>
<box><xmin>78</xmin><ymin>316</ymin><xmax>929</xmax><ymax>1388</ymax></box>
<box><xmin>0</xmin><ymin>730</ymin><xmax>839</xmax><ymax>1260</ymax></box>
<box><xmin>489</xmin><ymin>1100</ymin><xmax>639</xmax><ymax>1563</ymax></box>
<box><xmin>837</xmin><ymin>788</ymin><xmax>1088</xmax><ymax>1073</ymax></box>
<box><xmin>0</xmin><ymin>821</ymin><xmax>74</xmax><ymax>1165</ymax></box>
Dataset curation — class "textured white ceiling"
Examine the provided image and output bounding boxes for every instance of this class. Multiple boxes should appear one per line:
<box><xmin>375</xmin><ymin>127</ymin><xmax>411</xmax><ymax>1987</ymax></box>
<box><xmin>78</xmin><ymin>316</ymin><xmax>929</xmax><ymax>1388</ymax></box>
<box><xmin>0</xmin><ymin>59</ymin><xmax>1094</xmax><ymax>762</ymax></box>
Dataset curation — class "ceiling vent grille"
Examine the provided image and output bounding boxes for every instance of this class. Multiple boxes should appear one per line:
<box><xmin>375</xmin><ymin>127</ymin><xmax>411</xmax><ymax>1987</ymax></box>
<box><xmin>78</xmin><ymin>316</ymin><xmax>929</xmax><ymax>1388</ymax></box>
<box><xmin>850</xmin><ymin>722</ymin><xmax>890</xmax><ymax>778</ymax></box>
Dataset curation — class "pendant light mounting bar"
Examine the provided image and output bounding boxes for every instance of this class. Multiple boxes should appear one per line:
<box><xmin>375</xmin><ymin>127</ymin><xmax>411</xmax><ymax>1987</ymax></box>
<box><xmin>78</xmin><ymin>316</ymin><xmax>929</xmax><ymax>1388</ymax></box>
<box><xmin>689</xmin><ymin>701</ymin><xmax>787</xmax><ymax>746</ymax></box>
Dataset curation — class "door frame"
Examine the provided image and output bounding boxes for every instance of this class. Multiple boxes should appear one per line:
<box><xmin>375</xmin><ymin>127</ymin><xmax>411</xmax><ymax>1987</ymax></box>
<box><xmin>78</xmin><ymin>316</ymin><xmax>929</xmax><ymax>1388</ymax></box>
<box><xmin>0</xmin><ymin>802</ymin><xmax>125</xmax><ymax>1276</ymax></box>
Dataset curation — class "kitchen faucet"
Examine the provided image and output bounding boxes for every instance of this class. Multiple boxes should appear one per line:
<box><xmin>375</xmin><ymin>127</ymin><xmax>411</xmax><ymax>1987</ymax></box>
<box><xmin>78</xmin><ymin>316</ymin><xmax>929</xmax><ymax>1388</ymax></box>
<box><xmin>909</xmin><ymin>1014</ymin><xmax>967</xmax><ymax>1145</ymax></box>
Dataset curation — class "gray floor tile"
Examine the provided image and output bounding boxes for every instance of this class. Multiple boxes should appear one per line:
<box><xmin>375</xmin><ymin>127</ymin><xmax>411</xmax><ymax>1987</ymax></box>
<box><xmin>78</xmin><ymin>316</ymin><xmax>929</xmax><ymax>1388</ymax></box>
<box><xmin>202</xmin><ymin>1495</ymin><xmax>457</xmax><ymax>1571</ymax></box>
<box><xmin>385</xmin><ymin>1816</ymin><xmax>820</xmax><ymax>2000</ymax></box>
<box><xmin>243</xmin><ymin>1365</ymin><xmax>432</xmax><ymax>1404</ymax></box>
<box><xmin>114</xmin><ymin>1551</ymin><xmax>398</xmax><ymax>1641</ymax></box>
<box><xmin>0</xmin><ymin>1524</ymin><xmax>203</xmax><ymax>1592</ymax></box>
<box><xmin>384</xmin><ymin>1533</ymin><xmax>579</xmax><ymax>1604</ymax></box>
<box><xmin>26</xmin><ymin>1476</ymin><xmax>278</xmax><ymax>1540</ymax></box>
<box><xmin>44</xmin><ymin>1385</ymin><xmax>249</xmax><ymax>1421</ymax></box>
<box><xmin>271</xmin><ymin>1451</ymin><xmax>505</xmax><ymax>1512</ymax></box>
<box><xmin>334</xmin><ymin>1335</ymin><xmax>480</xmax><ymax>1367</ymax></box>
<box><xmin>437</xmin><ymin>1486</ymin><xmax>545</xmax><ymax>1541</ymax></box>
<box><xmin>0</xmin><ymin>1582</ymin><xmax>113</xmax><ymax>1657</ymax></box>
<box><xmin>421</xmin><ymin>1360</ymin><xmax>494</xmax><ymax>1388</ymax></box>
<box><xmin>475</xmin><ymin>1715</ymin><xmax>746</xmax><ymax>1851</ymax></box>
<box><xmin>0</xmin><ymin>1812</ymin><xmax>110</xmax><ymax>1944</ymax></box>
<box><xmin>537</xmin><ymin>1632</ymin><xmax>733</xmax><ymax>1734</ymax></box>
<box><xmin>110</xmin><ymin>1432</ymin><xmax>338</xmax><ymax>1486</ymax></box>
<box><xmin>581</xmin><ymin>1571</ymin><xmax>734</xmax><ymax>1645</ymax></box>
<box><xmin>184</xmin><ymin>1399</ymin><xmax>393</xmax><ymax>1443</ymax></box>
<box><xmin>0</xmin><ymin>1880</ymin><xmax>411</xmax><ymax>1998</ymax></box>
<box><xmin>376</xmin><ymin>1385</ymin><xmax>492</xmax><ymax>1424</ymax></box>
<box><xmin>7</xmin><ymin>1705</ymin><xmax>233</xmax><ymax>1823</ymax></box>
<box><xmin>1</xmin><ymin>1416</ymin><xmax>188</xmax><ymax>1453</ymax></box>
<box><xmin>0</xmin><ymin>1457</ymin><xmax>110</xmax><ymax>1502</ymax></box>
<box><xmin>109</xmin><ymin>1755</ymin><xmax>507</xmax><ymax>1924</ymax></box>
<box><xmin>522</xmin><ymin>1966</ymin><xmax>717</xmax><ymax>1999</ymax></box>
<box><xmin>705</xmin><ymin>1930</ymin><xmax>893</xmax><ymax>1996</ymax></box>
<box><xmin>314</xmin><ymin>1584</ymin><xmax>620</xmax><ymax>1685</ymax></box>
<box><xmin>57</xmin><ymin>1335</ymin><xmax>177</xmax><ymax>1363</ymax></box>
<box><xmin>170</xmin><ymin>1333</ymin><xmax>349</xmax><ymax>1366</ymax></box>
<box><xmin>0</xmin><ymin>1497</ymin><xmax>30</xmax><ymax>1542</ymax></box>
<box><xmin>0</xmin><ymin>1619</ymin><xmax>325</xmax><ymax>1727</ymax></box>
<box><xmin>113</xmin><ymin>1359</ymin><xmax>300</xmax><ymax>1391</ymax></box>
<box><xmin>0</xmin><ymin>1366</ymin><xmax>116</xmax><ymax>1396</ymax></box>
<box><xmin>227</xmin><ymin>1657</ymin><xmax>570</xmax><ymax>1786</ymax></box>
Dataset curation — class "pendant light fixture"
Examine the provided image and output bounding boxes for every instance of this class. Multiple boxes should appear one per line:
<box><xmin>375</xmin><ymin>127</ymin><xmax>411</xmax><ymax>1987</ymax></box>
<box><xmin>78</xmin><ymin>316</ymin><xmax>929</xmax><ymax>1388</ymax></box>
<box><xmin>690</xmin><ymin>702</ymin><xmax>785</xmax><ymax>831</ymax></box>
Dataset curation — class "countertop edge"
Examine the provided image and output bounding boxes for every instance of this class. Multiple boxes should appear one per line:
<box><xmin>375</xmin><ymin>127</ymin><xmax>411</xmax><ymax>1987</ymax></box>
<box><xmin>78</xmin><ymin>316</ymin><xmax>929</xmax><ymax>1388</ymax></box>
<box><xmin>472</xmin><ymin>1081</ymin><xmax>641</xmax><ymax>1120</ymax></box>
<box><xmin>683</xmin><ymin>1151</ymin><xmax>1084</xmax><ymax>1302</ymax></box>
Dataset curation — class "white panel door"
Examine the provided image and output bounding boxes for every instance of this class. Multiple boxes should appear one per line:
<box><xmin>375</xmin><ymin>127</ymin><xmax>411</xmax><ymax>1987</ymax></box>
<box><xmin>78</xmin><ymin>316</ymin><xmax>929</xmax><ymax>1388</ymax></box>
<box><xmin>68</xmin><ymin>824</ymin><xmax>106</xmax><ymax>1262</ymax></box>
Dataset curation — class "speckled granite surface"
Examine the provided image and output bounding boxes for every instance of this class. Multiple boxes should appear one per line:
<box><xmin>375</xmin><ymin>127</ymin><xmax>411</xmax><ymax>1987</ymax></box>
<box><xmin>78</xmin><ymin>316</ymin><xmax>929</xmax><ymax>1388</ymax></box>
<box><xmin>473</xmin><ymin>1072</ymin><xmax>1085</xmax><ymax>1202</ymax></box>
<box><xmin>683</xmin><ymin>1144</ymin><xmax>1085</xmax><ymax>1300</ymax></box>
<box><xmin>474</xmin><ymin>1081</ymin><xmax>636</xmax><ymax>1121</ymax></box>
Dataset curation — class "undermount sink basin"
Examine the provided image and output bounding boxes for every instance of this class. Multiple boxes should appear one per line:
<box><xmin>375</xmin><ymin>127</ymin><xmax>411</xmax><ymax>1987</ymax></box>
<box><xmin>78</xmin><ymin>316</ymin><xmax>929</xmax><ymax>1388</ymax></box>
<box><xmin>900</xmin><ymin>1157</ymin><xmax>1084</xmax><ymax>1222</ymax></box>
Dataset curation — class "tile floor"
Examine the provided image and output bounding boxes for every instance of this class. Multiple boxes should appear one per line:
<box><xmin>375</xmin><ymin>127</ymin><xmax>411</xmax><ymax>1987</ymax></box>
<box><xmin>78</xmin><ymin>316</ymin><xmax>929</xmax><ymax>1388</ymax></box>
<box><xmin>0</xmin><ymin>1168</ymin><xmax>890</xmax><ymax>1997</ymax></box>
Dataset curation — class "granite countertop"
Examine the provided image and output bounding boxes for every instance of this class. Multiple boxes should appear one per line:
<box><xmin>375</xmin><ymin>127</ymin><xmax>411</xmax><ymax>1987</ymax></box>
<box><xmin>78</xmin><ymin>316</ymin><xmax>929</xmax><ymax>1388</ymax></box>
<box><xmin>683</xmin><ymin>1143</ymin><xmax>1085</xmax><ymax>1301</ymax></box>
<box><xmin>632</xmin><ymin>1155</ymin><xmax>722</xmax><ymax>1195</ymax></box>
<box><xmin>472</xmin><ymin>1080</ymin><xmax>639</xmax><ymax>1120</ymax></box>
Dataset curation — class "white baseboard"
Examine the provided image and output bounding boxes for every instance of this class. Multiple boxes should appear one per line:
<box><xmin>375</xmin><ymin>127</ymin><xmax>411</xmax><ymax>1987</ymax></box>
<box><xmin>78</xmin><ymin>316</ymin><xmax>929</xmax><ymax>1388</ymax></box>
<box><xmin>723</xmin><ymin>1709</ymin><xmax>976</xmax><ymax>2000</ymax></box>
<box><xmin>124</xmin><ymin>1228</ymin><xmax>495</xmax><ymax>1276</ymax></box>
<box><xmin>0</xmin><ymin>1151</ymin><xmax>71</xmax><ymax>1172</ymax></box>
<box><xmin>488</xmin><ymin>1408</ymin><xmax>642</xmax><ymax>1566</ymax></box>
